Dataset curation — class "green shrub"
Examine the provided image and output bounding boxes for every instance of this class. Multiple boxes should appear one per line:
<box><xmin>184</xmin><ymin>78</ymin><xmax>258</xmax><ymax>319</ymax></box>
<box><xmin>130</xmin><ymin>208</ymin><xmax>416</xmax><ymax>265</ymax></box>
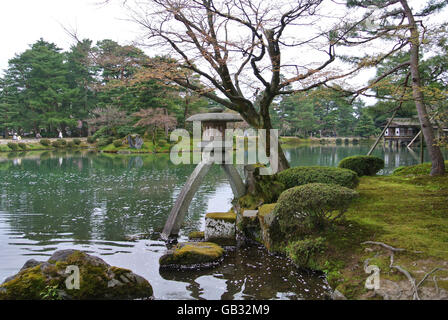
<box><xmin>286</xmin><ymin>237</ymin><xmax>327</xmax><ymax>269</ymax></box>
<box><xmin>57</xmin><ymin>139</ymin><xmax>67</xmax><ymax>146</ymax></box>
<box><xmin>92</xmin><ymin>127</ymin><xmax>109</xmax><ymax>140</ymax></box>
<box><xmin>352</xmin><ymin>139</ymin><xmax>359</xmax><ymax>145</ymax></box>
<box><xmin>273</xmin><ymin>183</ymin><xmax>359</xmax><ymax>237</ymax></box>
<box><xmin>97</xmin><ymin>137</ymin><xmax>113</xmax><ymax>147</ymax></box>
<box><xmin>276</xmin><ymin>166</ymin><xmax>359</xmax><ymax>190</ymax></box>
<box><xmin>40</xmin><ymin>139</ymin><xmax>51</xmax><ymax>146</ymax></box>
<box><xmin>344</xmin><ymin>138</ymin><xmax>349</xmax><ymax>145</ymax></box>
<box><xmin>51</xmin><ymin>140</ymin><xmax>61</xmax><ymax>148</ymax></box>
<box><xmin>393</xmin><ymin>161</ymin><xmax>448</xmax><ymax>176</ymax></box>
<box><xmin>87</xmin><ymin>136</ymin><xmax>96</xmax><ymax>144</ymax></box>
<box><xmin>116</xmin><ymin>125</ymin><xmax>136</xmax><ymax>138</ymax></box>
<box><xmin>113</xmin><ymin>139</ymin><xmax>123</xmax><ymax>148</ymax></box>
<box><xmin>66</xmin><ymin>141</ymin><xmax>76</xmax><ymax>148</ymax></box>
<box><xmin>7</xmin><ymin>142</ymin><xmax>19</xmax><ymax>151</ymax></box>
<box><xmin>319</xmin><ymin>139</ymin><xmax>327</xmax><ymax>144</ymax></box>
<box><xmin>73</xmin><ymin>138</ymin><xmax>81</xmax><ymax>145</ymax></box>
<box><xmin>18</xmin><ymin>143</ymin><xmax>27</xmax><ymax>150</ymax></box>
<box><xmin>335</xmin><ymin>138</ymin><xmax>342</xmax><ymax>145</ymax></box>
<box><xmin>338</xmin><ymin>155</ymin><xmax>384</xmax><ymax>177</ymax></box>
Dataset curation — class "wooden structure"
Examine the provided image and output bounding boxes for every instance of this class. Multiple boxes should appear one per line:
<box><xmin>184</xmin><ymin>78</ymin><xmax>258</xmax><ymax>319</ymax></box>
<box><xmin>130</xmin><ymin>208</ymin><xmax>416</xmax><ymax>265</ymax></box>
<box><xmin>161</xmin><ymin>109</ymin><xmax>246</xmax><ymax>240</ymax></box>
<box><xmin>383</xmin><ymin>117</ymin><xmax>447</xmax><ymax>148</ymax></box>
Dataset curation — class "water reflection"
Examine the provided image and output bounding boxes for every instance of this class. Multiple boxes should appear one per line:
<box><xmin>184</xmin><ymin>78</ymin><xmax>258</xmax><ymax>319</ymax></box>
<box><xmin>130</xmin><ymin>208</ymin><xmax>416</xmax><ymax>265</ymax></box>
<box><xmin>1</xmin><ymin>145</ymin><xmax>446</xmax><ymax>299</ymax></box>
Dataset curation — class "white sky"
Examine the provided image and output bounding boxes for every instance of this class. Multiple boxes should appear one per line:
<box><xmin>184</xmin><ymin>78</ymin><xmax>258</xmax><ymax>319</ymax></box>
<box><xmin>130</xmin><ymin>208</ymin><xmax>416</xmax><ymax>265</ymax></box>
<box><xmin>0</xmin><ymin>0</ymin><xmax>445</xmax><ymax>107</ymax></box>
<box><xmin>0</xmin><ymin>0</ymin><xmax>136</xmax><ymax>73</ymax></box>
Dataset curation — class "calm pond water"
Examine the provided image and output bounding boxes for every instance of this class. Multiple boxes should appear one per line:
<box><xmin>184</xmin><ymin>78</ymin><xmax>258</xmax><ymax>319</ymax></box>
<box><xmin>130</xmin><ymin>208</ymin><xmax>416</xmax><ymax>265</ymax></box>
<box><xmin>0</xmin><ymin>144</ymin><xmax>445</xmax><ymax>299</ymax></box>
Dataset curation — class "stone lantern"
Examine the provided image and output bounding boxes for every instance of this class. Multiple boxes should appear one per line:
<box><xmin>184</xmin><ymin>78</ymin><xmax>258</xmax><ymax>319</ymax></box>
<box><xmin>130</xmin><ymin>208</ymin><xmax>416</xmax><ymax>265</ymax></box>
<box><xmin>161</xmin><ymin>108</ymin><xmax>246</xmax><ymax>240</ymax></box>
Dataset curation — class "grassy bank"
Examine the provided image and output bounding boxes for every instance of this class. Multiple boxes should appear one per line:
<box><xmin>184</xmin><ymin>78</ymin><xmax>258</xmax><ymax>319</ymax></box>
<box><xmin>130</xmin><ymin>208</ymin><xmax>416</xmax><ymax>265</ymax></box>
<box><xmin>319</xmin><ymin>173</ymin><xmax>448</xmax><ymax>299</ymax></box>
<box><xmin>256</xmin><ymin>162</ymin><xmax>448</xmax><ymax>299</ymax></box>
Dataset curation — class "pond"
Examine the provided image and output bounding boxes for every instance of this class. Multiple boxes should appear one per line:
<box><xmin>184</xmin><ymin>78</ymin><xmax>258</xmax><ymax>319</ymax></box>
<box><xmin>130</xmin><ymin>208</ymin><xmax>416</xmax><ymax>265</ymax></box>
<box><xmin>0</xmin><ymin>144</ymin><xmax>445</xmax><ymax>299</ymax></box>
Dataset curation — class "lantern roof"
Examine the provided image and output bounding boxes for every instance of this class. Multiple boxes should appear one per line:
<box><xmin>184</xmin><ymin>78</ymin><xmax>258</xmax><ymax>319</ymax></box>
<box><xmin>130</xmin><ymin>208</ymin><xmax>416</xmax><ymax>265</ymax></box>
<box><xmin>186</xmin><ymin>108</ymin><xmax>243</xmax><ymax>123</ymax></box>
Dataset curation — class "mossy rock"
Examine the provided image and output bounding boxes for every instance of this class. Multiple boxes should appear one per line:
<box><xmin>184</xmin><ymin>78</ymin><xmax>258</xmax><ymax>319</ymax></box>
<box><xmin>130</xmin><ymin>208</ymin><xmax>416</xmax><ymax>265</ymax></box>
<box><xmin>159</xmin><ymin>242</ymin><xmax>224</xmax><ymax>270</ymax></box>
<box><xmin>256</xmin><ymin>203</ymin><xmax>284</xmax><ymax>252</ymax></box>
<box><xmin>188</xmin><ymin>231</ymin><xmax>205</xmax><ymax>241</ymax></box>
<box><xmin>0</xmin><ymin>250</ymin><xmax>153</xmax><ymax>300</ymax></box>
<box><xmin>205</xmin><ymin>211</ymin><xmax>236</xmax><ymax>223</ymax></box>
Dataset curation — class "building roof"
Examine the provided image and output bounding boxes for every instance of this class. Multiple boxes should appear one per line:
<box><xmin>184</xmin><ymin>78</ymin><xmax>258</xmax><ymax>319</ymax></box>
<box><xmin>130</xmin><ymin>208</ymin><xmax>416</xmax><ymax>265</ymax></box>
<box><xmin>386</xmin><ymin>118</ymin><xmax>421</xmax><ymax>127</ymax></box>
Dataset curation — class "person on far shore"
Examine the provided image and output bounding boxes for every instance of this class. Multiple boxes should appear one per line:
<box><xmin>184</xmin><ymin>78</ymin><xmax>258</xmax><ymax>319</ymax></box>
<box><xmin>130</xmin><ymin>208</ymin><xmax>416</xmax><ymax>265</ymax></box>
<box><xmin>58</xmin><ymin>131</ymin><xmax>63</xmax><ymax>139</ymax></box>
<box><xmin>36</xmin><ymin>132</ymin><xmax>42</xmax><ymax>139</ymax></box>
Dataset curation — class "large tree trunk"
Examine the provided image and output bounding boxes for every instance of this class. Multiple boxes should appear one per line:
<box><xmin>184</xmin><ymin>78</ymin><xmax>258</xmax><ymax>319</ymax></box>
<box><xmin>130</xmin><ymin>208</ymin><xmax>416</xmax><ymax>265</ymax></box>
<box><xmin>400</xmin><ymin>0</ymin><xmax>445</xmax><ymax>176</ymax></box>
<box><xmin>259</xmin><ymin>105</ymin><xmax>290</xmax><ymax>173</ymax></box>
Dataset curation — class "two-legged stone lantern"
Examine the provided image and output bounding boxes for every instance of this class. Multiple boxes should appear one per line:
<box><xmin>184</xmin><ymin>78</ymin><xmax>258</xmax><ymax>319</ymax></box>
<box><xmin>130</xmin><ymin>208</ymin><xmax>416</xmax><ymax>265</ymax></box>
<box><xmin>161</xmin><ymin>108</ymin><xmax>246</xmax><ymax>240</ymax></box>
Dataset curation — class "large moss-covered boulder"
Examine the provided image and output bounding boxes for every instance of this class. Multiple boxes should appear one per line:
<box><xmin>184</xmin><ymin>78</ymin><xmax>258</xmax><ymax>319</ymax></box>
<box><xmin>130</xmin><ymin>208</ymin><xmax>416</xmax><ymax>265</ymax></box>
<box><xmin>276</xmin><ymin>166</ymin><xmax>359</xmax><ymax>189</ymax></box>
<box><xmin>0</xmin><ymin>250</ymin><xmax>153</xmax><ymax>300</ymax></box>
<box><xmin>159</xmin><ymin>242</ymin><xmax>224</xmax><ymax>270</ymax></box>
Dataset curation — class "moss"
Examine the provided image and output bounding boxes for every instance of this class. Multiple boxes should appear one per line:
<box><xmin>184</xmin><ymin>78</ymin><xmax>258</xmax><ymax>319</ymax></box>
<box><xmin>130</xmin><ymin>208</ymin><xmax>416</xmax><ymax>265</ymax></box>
<box><xmin>258</xmin><ymin>203</ymin><xmax>277</xmax><ymax>218</ymax></box>
<box><xmin>393</xmin><ymin>161</ymin><xmax>448</xmax><ymax>176</ymax></box>
<box><xmin>1</xmin><ymin>250</ymin><xmax>153</xmax><ymax>300</ymax></box>
<box><xmin>303</xmin><ymin>173</ymin><xmax>448</xmax><ymax>299</ymax></box>
<box><xmin>206</xmin><ymin>211</ymin><xmax>236</xmax><ymax>223</ymax></box>
<box><xmin>237</xmin><ymin>194</ymin><xmax>263</xmax><ymax>210</ymax></box>
<box><xmin>159</xmin><ymin>242</ymin><xmax>224</xmax><ymax>266</ymax></box>
<box><xmin>0</xmin><ymin>265</ymin><xmax>47</xmax><ymax>300</ymax></box>
<box><xmin>188</xmin><ymin>231</ymin><xmax>205</xmax><ymax>240</ymax></box>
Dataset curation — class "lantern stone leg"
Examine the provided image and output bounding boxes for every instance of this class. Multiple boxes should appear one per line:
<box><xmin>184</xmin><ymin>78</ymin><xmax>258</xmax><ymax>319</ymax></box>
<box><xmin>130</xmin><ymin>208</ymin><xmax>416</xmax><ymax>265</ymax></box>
<box><xmin>221</xmin><ymin>164</ymin><xmax>245</xmax><ymax>198</ymax></box>
<box><xmin>161</xmin><ymin>159</ymin><xmax>214</xmax><ymax>240</ymax></box>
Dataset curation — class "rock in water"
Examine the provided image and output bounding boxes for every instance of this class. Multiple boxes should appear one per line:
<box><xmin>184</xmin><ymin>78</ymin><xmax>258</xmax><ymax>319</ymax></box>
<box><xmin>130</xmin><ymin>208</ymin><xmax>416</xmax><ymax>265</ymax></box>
<box><xmin>204</xmin><ymin>211</ymin><xmax>236</xmax><ymax>246</ymax></box>
<box><xmin>0</xmin><ymin>249</ymin><xmax>153</xmax><ymax>300</ymax></box>
<box><xmin>159</xmin><ymin>242</ymin><xmax>224</xmax><ymax>270</ymax></box>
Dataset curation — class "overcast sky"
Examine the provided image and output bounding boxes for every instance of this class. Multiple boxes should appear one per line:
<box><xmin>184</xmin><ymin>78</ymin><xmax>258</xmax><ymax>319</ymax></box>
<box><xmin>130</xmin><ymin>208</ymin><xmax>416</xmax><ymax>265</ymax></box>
<box><xmin>0</xmin><ymin>0</ymin><xmax>137</xmax><ymax>72</ymax></box>
<box><xmin>0</xmin><ymin>0</ymin><xmax>445</xmax><ymax>106</ymax></box>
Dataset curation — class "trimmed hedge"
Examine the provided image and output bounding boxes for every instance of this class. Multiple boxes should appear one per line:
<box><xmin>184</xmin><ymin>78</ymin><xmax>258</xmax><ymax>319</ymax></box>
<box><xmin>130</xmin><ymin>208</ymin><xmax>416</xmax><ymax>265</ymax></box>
<box><xmin>7</xmin><ymin>142</ymin><xmax>19</xmax><ymax>151</ymax></box>
<box><xmin>87</xmin><ymin>136</ymin><xmax>96</xmax><ymax>144</ymax></box>
<box><xmin>66</xmin><ymin>141</ymin><xmax>76</xmax><ymax>148</ymax></box>
<box><xmin>52</xmin><ymin>140</ymin><xmax>65</xmax><ymax>148</ymax></box>
<box><xmin>273</xmin><ymin>183</ymin><xmax>359</xmax><ymax>236</ymax></box>
<box><xmin>276</xmin><ymin>166</ymin><xmax>359</xmax><ymax>190</ymax></box>
<box><xmin>18</xmin><ymin>143</ymin><xmax>27</xmax><ymax>150</ymax></box>
<box><xmin>73</xmin><ymin>138</ymin><xmax>82</xmax><ymax>145</ymax></box>
<box><xmin>113</xmin><ymin>139</ymin><xmax>123</xmax><ymax>148</ymax></box>
<box><xmin>40</xmin><ymin>139</ymin><xmax>51</xmax><ymax>146</ymax></box>
<box><xmin>338</xmin><ymin>155</ymin><xmax>384</xmax><ymax>177</ymax></box>
<box><xmin>97</xmin><ymin>137</ymin><xmax>113</xmax><ymax>147</ymax></box>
